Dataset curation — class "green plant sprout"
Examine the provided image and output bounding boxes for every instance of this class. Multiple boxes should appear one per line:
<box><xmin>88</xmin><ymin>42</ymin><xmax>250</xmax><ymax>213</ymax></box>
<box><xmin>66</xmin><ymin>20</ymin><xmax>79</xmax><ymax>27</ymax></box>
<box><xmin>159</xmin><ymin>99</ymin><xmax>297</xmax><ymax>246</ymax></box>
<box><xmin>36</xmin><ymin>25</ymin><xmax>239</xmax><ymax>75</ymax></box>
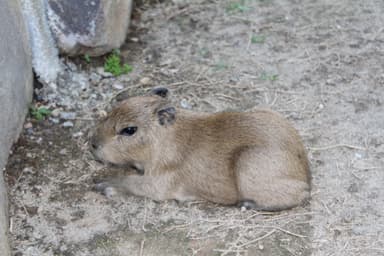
<box><xmin>29</xmin><ymin>106</ymin><xmax>51</xmax><ymax>121</ymax></box>
<box><xmin>104</xmin><ymin>50</ymin><xmax>133</xmax><ymax>76</ymax></box>
<box><xmin>251</xmin><ymin>34</ymin><xmax>266</xmax><ymax>44</ymax></box>
<box><xmin>227</xmin><ymin>0</ymin><xmax>249</xmax><ymax>12</ymax></box>
<box><xmin>260</xmin><ymin>72</ymin><xmax>278</xmax><ymax>81</ymax></box>
<box><xmin>84</xmin><ymin>54</ymin><xmax>91</xmax><ymax>63</ymax></box>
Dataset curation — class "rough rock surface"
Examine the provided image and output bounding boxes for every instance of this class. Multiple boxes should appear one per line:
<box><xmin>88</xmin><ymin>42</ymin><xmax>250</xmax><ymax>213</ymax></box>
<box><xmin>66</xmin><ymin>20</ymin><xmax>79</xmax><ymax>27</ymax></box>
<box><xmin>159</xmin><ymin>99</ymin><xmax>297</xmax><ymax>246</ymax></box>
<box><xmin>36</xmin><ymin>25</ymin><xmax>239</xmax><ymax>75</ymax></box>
<box><xmin>0</xmin><ymin>0</ymin><xmax>33</xmax><ymax>255</ymax></box>
<box><xmin>47</xmin><ymin>0</ymin><xmax>133</xmax><ymax>56</ymax></box>
<box><xmin>20</xmin><ymin>0</ymin><xmax>61</xmax><ymax>84</ymax></box>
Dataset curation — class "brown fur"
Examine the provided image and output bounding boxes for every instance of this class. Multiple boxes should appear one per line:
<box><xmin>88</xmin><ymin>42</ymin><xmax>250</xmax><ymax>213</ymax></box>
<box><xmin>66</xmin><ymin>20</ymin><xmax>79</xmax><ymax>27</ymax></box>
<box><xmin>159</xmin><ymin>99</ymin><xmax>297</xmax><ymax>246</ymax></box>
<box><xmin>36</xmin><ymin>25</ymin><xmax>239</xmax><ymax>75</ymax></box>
<box><xmin>90</xmin><ymin>94</ymin><xmax>310</xmax><ymax>211</ymax></box>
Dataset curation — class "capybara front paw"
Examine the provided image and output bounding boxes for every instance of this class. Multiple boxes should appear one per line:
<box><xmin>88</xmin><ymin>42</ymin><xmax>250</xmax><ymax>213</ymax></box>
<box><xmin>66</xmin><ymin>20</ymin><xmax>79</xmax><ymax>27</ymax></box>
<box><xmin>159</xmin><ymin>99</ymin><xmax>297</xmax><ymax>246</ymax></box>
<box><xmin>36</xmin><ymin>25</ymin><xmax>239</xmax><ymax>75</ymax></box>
<box><xmin>93</xmin><ymin>181</ymin><xmax>118</xmax><ymax>198</ymax></box>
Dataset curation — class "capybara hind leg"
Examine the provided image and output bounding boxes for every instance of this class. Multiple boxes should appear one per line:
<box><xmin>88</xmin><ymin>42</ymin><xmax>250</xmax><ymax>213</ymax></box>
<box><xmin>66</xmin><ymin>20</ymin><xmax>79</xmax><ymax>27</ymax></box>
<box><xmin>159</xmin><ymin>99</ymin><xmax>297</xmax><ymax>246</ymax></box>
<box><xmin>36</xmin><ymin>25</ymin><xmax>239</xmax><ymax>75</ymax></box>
<box><xmin>236</xmin><ymin>148</ymin><xmax>310</xmax><ymax>210</ymax></box>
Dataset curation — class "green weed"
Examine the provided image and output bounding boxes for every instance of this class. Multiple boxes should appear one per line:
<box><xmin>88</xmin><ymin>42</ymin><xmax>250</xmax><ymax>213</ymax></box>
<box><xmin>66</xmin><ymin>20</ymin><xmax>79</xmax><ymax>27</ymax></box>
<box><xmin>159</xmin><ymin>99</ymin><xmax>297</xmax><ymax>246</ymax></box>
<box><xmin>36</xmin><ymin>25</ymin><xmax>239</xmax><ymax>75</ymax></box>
<box><xmin>84</xmin><ymin>54</ymin><xmax>91</xmax><ymax>63</ymax></box>
<box><xmin>29</xmin><ymin>106</ymin><xmax>51</xmax><ymax>121</ymax></box>
<box><xmin>251</xmin><ymin>34</ymin><xmax>266</xmax><ymax>44</ymax></box>
<box><xmin>260</xmin><ymin>72</ymin><xmax>278</xmax><ymax>81</ymax></box>
<box><xmin>227</xmin><ymin>0</ymin><xmax>249</xmax><ymax>12</ymax></box>
<box><xmin>104</xmin><ymin>50</ymin><xmax>133</xmax><ymax>76</ymax></box>
<box><xmin>213</xmin><ymin>61</ymin><xmax>229</xmax><ymax>71</ymax></box>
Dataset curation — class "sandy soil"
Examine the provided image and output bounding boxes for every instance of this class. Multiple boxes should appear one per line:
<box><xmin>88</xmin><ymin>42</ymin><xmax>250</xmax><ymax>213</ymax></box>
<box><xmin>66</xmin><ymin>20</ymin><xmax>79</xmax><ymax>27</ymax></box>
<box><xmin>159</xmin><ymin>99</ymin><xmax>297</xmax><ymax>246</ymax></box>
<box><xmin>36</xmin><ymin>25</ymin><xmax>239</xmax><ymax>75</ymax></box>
<box><xmin>5</xmin><ymin>0</ymin><xmax>384</xmax><ymax>255</ymax></box>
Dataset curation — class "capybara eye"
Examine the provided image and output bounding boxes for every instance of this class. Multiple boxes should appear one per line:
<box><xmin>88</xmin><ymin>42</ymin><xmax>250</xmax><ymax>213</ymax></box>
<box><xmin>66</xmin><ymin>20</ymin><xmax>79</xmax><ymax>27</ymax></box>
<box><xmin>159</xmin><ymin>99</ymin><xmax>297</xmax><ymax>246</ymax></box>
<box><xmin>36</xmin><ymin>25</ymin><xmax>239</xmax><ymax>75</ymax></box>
<box><xmin>119</xmin><ymin>126</ymin><xmax>137</xmax><ymax>136</ymax></box>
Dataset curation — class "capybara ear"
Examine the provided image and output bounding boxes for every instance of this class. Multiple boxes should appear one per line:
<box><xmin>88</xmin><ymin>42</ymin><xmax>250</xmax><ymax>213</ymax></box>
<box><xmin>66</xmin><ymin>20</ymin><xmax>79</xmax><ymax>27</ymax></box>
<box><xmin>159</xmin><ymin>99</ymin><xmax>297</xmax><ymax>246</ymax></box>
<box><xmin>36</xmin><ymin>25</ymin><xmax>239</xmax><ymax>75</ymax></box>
<box><xmin>157</xmin><ymin>107</ymin><xmax>176</xmax><ymax>126</ymax></box>
<box><xmin>151</xmin><ymin>87</ymin><xmax>169</xmax><ymax>98</ymax></box>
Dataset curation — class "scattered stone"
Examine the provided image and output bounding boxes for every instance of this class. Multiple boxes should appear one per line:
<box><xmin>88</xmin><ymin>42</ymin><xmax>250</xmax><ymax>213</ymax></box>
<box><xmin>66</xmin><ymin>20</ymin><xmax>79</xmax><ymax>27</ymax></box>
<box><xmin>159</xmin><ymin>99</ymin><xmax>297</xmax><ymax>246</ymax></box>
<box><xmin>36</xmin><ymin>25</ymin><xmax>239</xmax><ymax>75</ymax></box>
<box><xmin>354</xmin><ymin>152</ymin><xmax>363</xmax><ymax>159</ymax></box>
<box><xmin>51</xmin><ymin>108</ymin><xmax>61</xmax><ymax>117</ymax></box>
<box><xmin>47</xmin><ymin>0</ymin><xmax>133</xmax><ymax>56</ymax></box>
<box><xmin>98</xmin><ymin>110</ymin><xmax>107</xmax><ymax>118</ymax></box>
<box><xmin>96</xmin><ymin>67</ymin><xmax>113</xmax><ymax>78</ymax></box>
<box><xmin>22</xmin><ymin>167</ymin><xmax>34</xmax><ymax>174</ymax></box>
<box><xmin>180</xmin><ymin>99</ymin><xmax>192</xmax><ymax>109</ymax></box>
<box><xmin>62</xmin><ymin>121</ymin><xmax>74</xmax><ymax>128</ymax></box>
<box><xmin>24</xmin><ymin>122</ymin><xmax>33</xmax><ymax>129</ymax></box>
<box><xmin>72</xmin><ymin>131</ymin><xmax>84</xmax><ymax>138</ymax></box>
<box><xmin>60</xmin><ymin>112</ymin><xmax>77</xmax><ymax>120</ymax></box>
<box><xmin>112</xmin><ymin>83</ymin><xmax>124</xmax><ymax>90</ymax></box>
<box><xmin>59</xmin><ymin>149</ymin><xmax>67</xmax><ymax>155</ymax></box>
<box><xmin>49</xmin><ymin>118</ymin><xmax>60</xmax><ymax>124</ymax></box>
<box><xmin>140</xmin><ymin>77</ymin><xmax>151</xmax><ymax>85</ymax></box>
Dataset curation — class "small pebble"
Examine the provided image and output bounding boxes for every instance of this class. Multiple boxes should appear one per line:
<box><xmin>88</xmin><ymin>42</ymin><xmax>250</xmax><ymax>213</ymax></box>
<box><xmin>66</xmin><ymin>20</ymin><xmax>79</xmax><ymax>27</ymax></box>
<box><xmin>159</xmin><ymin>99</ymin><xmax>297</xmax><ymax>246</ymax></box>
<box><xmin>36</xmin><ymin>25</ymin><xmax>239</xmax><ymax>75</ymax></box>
<box><xmin>59</xmin><ymin>149</ymin><xmax>67</xmax><ymax>155</ymax></box>
<box><xmin>51</xmin><ymin>108</ymin><xmax>61</xmax><ymax>117</ymax></box>
<box><xmin>112</xmin><ymin>83</ymin><xmax>124</xmax><ymax>90</ymax></box>
<box><xmin>104</xmin><ymin>187</ymin><xmax>117</xmax><ymax>198</ymax></box>
<box><xmin>140</xmin><ymin>77</ymin><xmax>151</xmax><ymax>85</ymax></box>
<box><xmin>98</xmin><ymin>110</ymin><xmax>107</xmax><ymax>118</ymax></box>
<box><xmin>258</xmin><ymin>244</ymin><xmax>264</xmax><ymax>250</ymax></box>
<box><xmin>22</xmin><ymin>167</ymin><xmax>34</xmax><ymax>174</ymax></box>
<box><xmin>96</xmin><ymin>67</ymin><xmax>113</xmax><ymax>78</ymax></box>
<box><xmin>355</xmin><ymin>152</ymin><xmax>363</xmax><ymax>159</ymax></box>
<box><xmin>73</xmin><ymin>131</ymin><xmax>84</xmax><ymax>138</ymax></box>
<box><xmin>60</xmin><ymin>112</ymin><xmax>77</xmax><ymax>120</ymax></box>
<box><xmin>180</xmin><ymin>99</ymin><xmax>192</xmax><ymax>109</ymax></box>
<box><xmin>49</xmin><ymin>118</ymin><xmax>60</xmax><ymax>124</ymax></box>
<box><xmin>62</xmin><ymin>121</ymin><xmax>74</xmax><ymax>128</ymax></box>
<box><xmin>24</xmin><ymin>122</ymin><xmax>33</xmax><ymax>129</ymax></box>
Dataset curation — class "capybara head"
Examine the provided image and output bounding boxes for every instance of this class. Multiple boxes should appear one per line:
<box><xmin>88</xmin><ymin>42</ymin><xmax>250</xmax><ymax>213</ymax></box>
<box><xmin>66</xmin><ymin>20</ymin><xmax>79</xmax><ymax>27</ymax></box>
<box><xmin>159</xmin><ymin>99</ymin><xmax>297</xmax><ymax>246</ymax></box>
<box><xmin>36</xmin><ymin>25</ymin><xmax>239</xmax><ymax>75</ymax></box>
<box><xmin>90</xmin><ymin>88</ymin><xmax>175</xmax><ymax>166</ymax></box>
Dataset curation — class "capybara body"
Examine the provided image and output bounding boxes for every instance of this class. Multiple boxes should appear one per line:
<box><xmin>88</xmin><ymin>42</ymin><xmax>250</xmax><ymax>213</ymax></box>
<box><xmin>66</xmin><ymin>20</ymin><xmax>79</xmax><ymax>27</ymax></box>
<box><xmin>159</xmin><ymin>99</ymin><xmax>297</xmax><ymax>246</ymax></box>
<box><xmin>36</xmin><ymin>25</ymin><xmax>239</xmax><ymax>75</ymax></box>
<box><xmin>91</xmin><ymin>88</ymin><xmax>310</xmax><ymax>211</ymax></box>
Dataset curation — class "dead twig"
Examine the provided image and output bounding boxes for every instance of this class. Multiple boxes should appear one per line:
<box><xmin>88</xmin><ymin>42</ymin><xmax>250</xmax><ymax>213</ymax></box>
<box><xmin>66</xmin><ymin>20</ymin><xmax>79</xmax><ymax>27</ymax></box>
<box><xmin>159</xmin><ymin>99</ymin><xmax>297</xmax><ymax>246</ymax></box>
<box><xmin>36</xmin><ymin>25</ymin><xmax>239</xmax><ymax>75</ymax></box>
<box><xmin>9</xmin><ymin>217</ymin><xmax>13</xmax><ymax>234</ymax></box>
<box><xmin>237</xmin><ymin>229</ymin><xmax>276</xmax><ymax>248</ymax></box>
<box><xmin>261</xmin><ymin>226</ymin><xmax>307</xmax><ymax>238</ymax></box>
<box><xmin>166</xmin><ymin>5</ymin><xmax>197</xmax><ymax>21</ymax></box>
<box><xmin>74</xmin><ymin>117</ymin><xmax>95</xmax><ymax>121</ymax></box>
<box><xmin>213</xmin><ymin>248</ymin><xmax>247</xmax><ymax>255</ymax></box>
<box><xmin>139</xmin><ymin>239</ymin><xmax>145</xmax><ymax>256</ymax></box>
<box><xmin>309</xmin><ymin>144</ymin><xmax>366</xmax><ymax>151</ymax></box>
<box><xmin>142</xmin><ymin>199</ymin><xmax>148</xmax><ymax>232</ymax></box>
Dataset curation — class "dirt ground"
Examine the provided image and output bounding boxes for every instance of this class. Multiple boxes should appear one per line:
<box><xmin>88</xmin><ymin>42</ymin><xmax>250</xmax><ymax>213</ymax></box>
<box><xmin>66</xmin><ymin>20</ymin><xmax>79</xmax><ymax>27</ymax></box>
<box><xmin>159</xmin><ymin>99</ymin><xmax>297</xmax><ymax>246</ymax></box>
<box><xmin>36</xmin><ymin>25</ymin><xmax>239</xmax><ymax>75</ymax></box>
<box><xmin>4</xmin><ymin>0</ymin><xmax>384</xmax><ymax>255</ymax></box>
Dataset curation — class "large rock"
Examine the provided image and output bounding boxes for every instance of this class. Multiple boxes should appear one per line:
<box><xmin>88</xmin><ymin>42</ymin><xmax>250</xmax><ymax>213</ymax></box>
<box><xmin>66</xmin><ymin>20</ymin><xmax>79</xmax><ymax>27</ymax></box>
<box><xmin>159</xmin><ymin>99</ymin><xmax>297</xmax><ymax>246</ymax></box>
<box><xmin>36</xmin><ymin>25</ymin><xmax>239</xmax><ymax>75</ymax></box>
<box><xmin>20</xmin><ymin>0</ymin><xmax>61</xmax><ymax>84</ymax></box>
<box><xmin>0</xmin><ymin>0</ymin><xmax>33</xmax><ymax>255</ymax></box>
<box><xmin>47</xmin><ymin>0</ymin><xmax>133</xmax><ymax>56</ymax></box>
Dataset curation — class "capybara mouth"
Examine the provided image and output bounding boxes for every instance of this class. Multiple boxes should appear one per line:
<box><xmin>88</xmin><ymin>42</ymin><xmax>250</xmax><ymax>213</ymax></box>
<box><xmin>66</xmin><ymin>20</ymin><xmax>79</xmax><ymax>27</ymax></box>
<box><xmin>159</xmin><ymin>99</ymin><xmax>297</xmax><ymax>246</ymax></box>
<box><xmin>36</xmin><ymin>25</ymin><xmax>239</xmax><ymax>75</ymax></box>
<box><xmin>107</xmin><ymin>162</ymin><xmax>145</xmax><ymax>175</ymax></box>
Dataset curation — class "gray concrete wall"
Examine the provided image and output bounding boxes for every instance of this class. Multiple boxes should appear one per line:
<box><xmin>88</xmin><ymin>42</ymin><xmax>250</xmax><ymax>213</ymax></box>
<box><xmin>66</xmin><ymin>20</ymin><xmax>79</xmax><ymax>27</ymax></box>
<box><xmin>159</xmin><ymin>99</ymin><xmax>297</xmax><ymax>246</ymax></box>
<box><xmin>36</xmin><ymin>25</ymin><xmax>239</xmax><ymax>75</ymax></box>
<box><xmin>0</xmin><ymin>0</ymin><xmax>33</xmax><ymax>255</ymax></box>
